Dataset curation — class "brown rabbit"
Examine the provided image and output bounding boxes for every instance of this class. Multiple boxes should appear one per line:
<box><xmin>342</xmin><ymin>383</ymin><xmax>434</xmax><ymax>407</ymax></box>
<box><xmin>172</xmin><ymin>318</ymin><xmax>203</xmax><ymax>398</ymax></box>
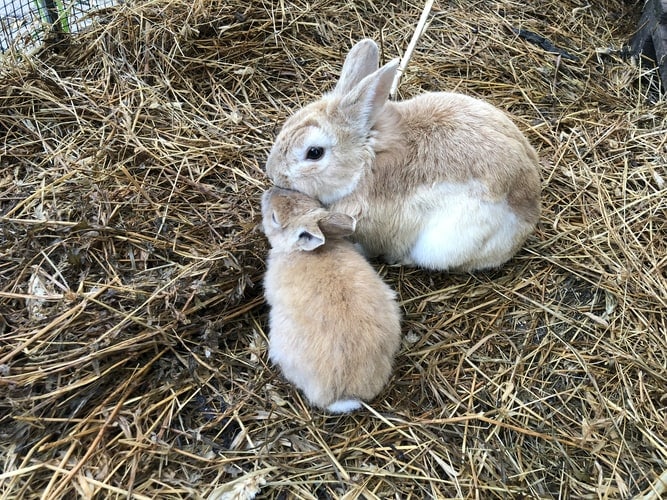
<box><xmin>265</xmin><ymin>39</ymin><xmax>541</xmax><ymax>271</ymax></box>
<box><xmin>261</xmin><ymin>187</ymin><xmax>402</xmax><ymax>413</ymax></box>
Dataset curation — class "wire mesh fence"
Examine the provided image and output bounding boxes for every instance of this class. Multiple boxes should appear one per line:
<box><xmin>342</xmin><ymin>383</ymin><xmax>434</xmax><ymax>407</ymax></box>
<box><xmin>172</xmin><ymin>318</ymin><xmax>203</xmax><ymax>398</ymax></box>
<box><xmin>0</xmin><ymin>0</ymin><xmax>115</xmax><ymax>54</ymax></box>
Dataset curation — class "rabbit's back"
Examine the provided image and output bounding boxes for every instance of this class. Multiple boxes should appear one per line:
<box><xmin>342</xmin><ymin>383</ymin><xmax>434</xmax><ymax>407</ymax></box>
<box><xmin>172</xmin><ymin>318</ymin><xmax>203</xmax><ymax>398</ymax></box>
<box><xmin>264</xmin><ymin>243</ymin><xmax>401</xmax><ymax>407</ymax></box>
<box><xmin>374</xmin><ymin>92</ymin><xmax>540</xmax><ymax>203</ymax></box>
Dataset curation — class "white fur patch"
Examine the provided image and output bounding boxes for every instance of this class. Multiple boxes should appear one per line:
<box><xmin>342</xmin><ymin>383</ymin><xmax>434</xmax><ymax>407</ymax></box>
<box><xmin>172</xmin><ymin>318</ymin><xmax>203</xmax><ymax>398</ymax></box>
<box><xmin>326</xmin><ymin>399</ymin><xmax>362</xmax><ymax>413</ymax></box>
<box><xmin>408</xmin><ymin>182</ymin><xmax>520</xmax><ymax>270</ymax></box>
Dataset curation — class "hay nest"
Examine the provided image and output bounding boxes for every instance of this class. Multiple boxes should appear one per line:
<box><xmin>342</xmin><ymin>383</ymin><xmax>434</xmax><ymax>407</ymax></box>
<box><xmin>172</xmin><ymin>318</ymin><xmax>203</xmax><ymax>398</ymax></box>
<box><xmin>1</xmin><ymin>0</ymin><xmax>665</xmax><ymax>498</ymax></box>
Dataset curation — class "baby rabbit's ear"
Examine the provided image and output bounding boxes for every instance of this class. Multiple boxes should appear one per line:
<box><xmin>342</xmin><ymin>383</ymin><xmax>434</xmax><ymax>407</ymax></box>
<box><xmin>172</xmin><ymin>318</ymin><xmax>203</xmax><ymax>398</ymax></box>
<box><xmin>339</xmin><ymin>58</ymin><xmax>399</xmax><ymax>130</ymax></box>
<box><xmin>269</xmin><ymin>210</ymin><xmax>281</xmax><ymax>228</ymax></box>
<box><xmin>319</xmin><ymin>212</ymin><xmax>356</xmax><ymax>238</ymax></box>
<box><xmin>333</xmin><ymin>39</ymin><xmax>380</xmax><ymax>96</ymax></box>
<box><xmin>296</xmin><ymin>222</ymin><xmax>326</xmax><ymax>251</ymax></box>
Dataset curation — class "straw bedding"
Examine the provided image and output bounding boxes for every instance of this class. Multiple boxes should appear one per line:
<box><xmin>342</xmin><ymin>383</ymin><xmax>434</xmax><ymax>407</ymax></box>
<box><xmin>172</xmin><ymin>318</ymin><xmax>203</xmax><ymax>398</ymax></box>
<box><xmin>1</xmin><ymin>0</ymin><xmax>665</xmax><ymax>498</ymax></box>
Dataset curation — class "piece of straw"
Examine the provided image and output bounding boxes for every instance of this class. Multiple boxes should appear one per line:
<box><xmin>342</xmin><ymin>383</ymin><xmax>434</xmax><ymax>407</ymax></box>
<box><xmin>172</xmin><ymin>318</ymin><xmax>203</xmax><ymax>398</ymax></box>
<box><xmin>390</xmin><ymin>0</ymin><xmax>434</xmax><ymax>98</ymax></box>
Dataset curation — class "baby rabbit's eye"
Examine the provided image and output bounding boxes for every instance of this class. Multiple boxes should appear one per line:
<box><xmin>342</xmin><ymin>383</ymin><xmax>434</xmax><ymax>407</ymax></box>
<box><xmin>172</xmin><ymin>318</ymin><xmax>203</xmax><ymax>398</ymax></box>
<box><xmin>306</xmin><ymin>147</ymin><xmax>324</xmax><ymax>160</ymax></box>
<box><xmin>298</xmin><ymin>231</ymin><xmax>312</xmax><ymax>240</ymax></box>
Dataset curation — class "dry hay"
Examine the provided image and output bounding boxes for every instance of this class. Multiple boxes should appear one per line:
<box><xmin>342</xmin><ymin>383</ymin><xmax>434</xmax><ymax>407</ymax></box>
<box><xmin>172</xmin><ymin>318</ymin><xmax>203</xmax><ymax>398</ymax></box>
<box><xmin>0</xmin><ymin>0</ymin><xmax>665</xmax><ymax>498</ymax></box>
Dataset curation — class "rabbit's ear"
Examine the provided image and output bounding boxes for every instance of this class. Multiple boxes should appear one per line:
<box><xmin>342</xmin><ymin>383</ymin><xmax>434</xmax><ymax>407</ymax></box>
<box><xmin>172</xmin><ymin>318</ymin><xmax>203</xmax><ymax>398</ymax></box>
<box><xmin>333</xmin><ymin>39</ymin><xmax>380</xmax><ymax>96</ymax></box>
<box><xmin>296</xmin><ymin>223</ymin><xmax>326</xmax><ymax>251</ymax></box>
<box><xmin>319</xmin><ymin>212</ymin><xmax>356</xmax><ymax>238</ymax></box>
<box><xmin>339</xmin><ymin>58</ymin><xmax>399</xmax><ymax>129</ymax></box>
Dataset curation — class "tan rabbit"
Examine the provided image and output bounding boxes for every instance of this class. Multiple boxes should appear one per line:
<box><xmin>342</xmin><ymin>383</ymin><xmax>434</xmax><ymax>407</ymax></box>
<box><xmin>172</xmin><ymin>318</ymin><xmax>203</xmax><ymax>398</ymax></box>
<box><xmin>265</xmin><ymin>39</ymin><xmax>541</xmax><ymax>272</ymax></box>
<box><xmin>261</xmin><ymin>187</ymin><xmax>401</xmax><ymax>413</ymax></box>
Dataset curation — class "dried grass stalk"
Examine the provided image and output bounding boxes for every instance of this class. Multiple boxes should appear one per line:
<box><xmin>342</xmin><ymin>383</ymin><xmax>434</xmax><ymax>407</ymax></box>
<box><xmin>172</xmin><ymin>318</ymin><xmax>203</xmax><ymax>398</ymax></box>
<box><xmin>1</xmin><ymin>0</ymin><xmax>665</xmax><ymax>498</ymax></box>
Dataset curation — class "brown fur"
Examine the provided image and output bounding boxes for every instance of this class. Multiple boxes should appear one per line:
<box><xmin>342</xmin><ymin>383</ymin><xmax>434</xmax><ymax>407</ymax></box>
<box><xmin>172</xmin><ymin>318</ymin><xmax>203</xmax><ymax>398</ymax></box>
<box><xmin>261</xmin><ymin>187</ymin><xmax>402</xmax><ymax>412</ymax></box>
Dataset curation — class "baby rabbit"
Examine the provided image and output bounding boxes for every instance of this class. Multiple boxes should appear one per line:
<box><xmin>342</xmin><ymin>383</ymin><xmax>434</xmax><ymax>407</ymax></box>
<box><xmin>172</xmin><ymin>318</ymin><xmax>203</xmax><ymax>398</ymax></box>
<box><xmin>261</xmin><ymin>187</ymin><xmax>401</xmax><ymax>413</ymax></box>
<box><xmin>265</xmin><ymin>39</ymin><xmax>541</xmax><ymax>272</ymax></box>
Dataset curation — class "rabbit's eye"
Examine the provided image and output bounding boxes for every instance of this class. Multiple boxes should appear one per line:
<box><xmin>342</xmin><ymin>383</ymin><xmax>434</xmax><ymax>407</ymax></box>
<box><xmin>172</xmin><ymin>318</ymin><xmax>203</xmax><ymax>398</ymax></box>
<box><xmin>306</xmin><ymin>147</ymin><xmax>324</xmax><ymax>160</ymax></box>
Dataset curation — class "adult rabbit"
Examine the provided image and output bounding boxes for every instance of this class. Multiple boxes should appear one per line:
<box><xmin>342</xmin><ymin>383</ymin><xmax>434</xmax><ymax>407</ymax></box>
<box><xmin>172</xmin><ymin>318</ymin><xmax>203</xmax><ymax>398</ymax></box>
<box><xmin>265</xmin><ymin>39</ymin><xmax>540</xmax><ymax>271</ymax></box>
